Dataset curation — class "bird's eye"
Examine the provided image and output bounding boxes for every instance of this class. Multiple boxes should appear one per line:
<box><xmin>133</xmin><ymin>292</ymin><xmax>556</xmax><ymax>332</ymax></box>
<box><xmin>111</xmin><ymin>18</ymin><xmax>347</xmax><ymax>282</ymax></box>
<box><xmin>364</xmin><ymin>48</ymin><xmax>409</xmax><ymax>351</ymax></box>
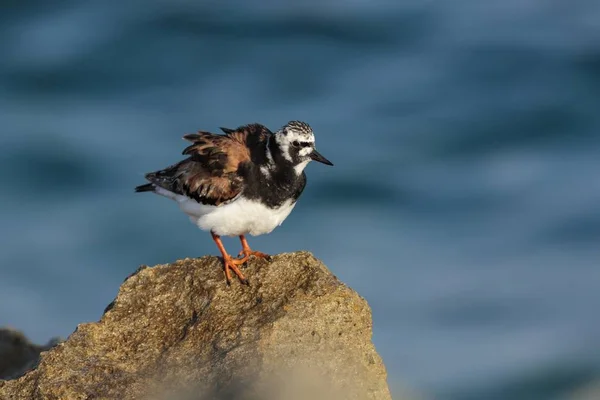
<box><xmin>292</xmin><ymin>141</ymin><xmax>300</xmax><ymax>147</ymax></box>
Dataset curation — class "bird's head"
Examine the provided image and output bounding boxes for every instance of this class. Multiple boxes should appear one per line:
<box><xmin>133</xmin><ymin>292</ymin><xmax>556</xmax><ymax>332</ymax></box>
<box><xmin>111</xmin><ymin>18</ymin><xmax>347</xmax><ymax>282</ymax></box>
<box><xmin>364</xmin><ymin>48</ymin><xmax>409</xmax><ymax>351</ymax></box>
<box><xmin>274</xmin><ymin>121</ymin><xmax>333</xmax><ymax>173</ymax></box>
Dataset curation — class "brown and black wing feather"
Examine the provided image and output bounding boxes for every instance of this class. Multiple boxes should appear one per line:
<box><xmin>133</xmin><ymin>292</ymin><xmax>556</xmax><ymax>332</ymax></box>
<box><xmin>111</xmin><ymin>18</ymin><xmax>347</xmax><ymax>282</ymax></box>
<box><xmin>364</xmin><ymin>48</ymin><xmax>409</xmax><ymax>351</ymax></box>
<box><xmin>135</xmin><ymin>123</ymin><xmax>272</xmax><ymax>206</ymax></box>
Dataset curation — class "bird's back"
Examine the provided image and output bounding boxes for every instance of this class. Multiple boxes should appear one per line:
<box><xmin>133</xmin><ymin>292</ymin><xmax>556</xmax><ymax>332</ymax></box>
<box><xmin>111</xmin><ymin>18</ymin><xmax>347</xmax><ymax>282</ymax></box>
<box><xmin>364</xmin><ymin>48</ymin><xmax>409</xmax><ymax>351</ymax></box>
<box><xmin>135</xmin><ymin>123</ymin><xmax>272</xmax><ymax>206</ymax></box>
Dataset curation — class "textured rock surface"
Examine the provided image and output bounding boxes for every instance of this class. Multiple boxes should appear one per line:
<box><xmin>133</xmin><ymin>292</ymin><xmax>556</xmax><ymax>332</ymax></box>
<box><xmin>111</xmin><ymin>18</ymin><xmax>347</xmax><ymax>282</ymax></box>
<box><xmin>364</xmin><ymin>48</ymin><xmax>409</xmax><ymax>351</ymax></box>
<box><xmin>0</xmin><ymin>329</ymin><xmax>60</xmax><ymax>380</ymax></box>
<box><xmin>0</xmin><ymin>252</ymin><xmax>393</xmax><ymax>400</ymax></box>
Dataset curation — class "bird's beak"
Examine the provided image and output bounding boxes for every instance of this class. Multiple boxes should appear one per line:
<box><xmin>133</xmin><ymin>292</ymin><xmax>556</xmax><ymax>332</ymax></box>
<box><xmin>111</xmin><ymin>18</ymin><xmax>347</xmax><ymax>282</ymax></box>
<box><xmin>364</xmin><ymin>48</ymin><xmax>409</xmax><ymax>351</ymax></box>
<box><xmin>310</xmin><ymin>149</ymin><xmax>334</xmax><ymax>166</ymax></box>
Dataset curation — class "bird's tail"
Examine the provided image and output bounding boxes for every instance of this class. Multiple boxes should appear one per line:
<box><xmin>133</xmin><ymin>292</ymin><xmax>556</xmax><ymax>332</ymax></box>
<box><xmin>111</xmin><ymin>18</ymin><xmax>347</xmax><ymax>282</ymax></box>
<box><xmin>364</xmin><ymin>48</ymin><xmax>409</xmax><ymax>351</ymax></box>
<box><xmin>134</xmin><ymin>183</ymin><xmax>155</xmax><ymax>193</ymax></box>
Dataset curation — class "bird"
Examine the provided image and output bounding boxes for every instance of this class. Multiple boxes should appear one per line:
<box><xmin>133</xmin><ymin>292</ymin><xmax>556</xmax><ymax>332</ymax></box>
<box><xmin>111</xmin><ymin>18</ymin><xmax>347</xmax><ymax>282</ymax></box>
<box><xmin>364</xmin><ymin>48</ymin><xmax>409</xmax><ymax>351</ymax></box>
<box><xmin>135</xmin><ymin>120</ymin><xmax>333</xmax><ymax>285</ymax></box>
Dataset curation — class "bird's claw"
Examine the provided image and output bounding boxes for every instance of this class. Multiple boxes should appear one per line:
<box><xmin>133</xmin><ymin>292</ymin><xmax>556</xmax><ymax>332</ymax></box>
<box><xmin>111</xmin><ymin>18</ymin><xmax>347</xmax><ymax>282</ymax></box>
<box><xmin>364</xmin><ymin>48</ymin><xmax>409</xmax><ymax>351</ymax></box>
<box><xmin>223</xmin><ymin>256</ymin><xmax>248</xmax><ymax>286</ymax></box>
<box><xmin>238</xmin><ymin>249</ymin><xmax>271</xmax><ymax>261</ymax></box>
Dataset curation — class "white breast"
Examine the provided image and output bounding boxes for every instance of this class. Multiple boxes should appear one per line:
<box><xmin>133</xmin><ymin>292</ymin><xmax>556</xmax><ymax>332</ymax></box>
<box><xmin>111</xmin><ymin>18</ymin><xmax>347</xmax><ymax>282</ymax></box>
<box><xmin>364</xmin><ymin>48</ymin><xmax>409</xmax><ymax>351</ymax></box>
<box><xmin>154</xmin><ymin>186</ymin><xmax>296</xmax><ymax>237</ymax></box>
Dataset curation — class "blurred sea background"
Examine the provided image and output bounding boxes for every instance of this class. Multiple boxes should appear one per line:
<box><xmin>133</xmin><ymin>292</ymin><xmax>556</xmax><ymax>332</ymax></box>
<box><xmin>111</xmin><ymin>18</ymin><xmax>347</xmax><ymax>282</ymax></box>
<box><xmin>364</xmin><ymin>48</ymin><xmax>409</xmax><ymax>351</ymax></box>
<box><xmin>1</xmin><ymin>1</ymin><xmax>600</xmax><ymax>399</ymax></box>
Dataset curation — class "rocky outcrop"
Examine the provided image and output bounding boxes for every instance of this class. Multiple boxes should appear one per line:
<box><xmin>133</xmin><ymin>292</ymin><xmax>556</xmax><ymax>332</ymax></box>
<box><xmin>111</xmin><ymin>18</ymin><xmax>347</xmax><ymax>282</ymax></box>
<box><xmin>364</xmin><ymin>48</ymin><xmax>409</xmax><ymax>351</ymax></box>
<box><xmin>0</xmin><ymin>252</ymin><xmax>393</xmax><ymax>400</ymax></box>
<box><xmin>0</xmin><ymin>329</ymin><xmax>60</xmax><ymax>380</ymax></box>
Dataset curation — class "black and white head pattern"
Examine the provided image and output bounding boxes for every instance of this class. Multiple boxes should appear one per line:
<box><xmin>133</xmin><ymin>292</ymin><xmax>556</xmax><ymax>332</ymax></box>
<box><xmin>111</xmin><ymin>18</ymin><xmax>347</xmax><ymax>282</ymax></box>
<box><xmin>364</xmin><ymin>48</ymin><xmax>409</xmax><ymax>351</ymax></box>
<box><xmin>274</xmin><ymin>121</ymin><xmax>316</xmax><ymax>173</ymax></box>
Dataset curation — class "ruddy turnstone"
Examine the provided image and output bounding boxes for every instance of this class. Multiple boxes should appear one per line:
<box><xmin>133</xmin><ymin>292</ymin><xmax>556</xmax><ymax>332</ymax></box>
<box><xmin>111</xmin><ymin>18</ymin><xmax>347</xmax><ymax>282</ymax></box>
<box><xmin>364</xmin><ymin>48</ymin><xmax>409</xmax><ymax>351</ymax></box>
<box><xmin>135</xmin><ymin>121</ymin><xmax>333</xmax><ymax>285</ymax></box>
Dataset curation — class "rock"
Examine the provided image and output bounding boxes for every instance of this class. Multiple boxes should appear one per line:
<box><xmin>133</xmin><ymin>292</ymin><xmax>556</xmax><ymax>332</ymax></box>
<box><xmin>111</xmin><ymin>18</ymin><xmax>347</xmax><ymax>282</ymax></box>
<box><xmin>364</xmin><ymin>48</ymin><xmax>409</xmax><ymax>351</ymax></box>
<box><xmin>0</xmin><ymin>252</ymin><xmax>394</xmax><ymax>400</ymax></box>
<box><xmin>0</xmin><ymin>329</ymin><xmax>60</xmax><ymax>380</ymax></box>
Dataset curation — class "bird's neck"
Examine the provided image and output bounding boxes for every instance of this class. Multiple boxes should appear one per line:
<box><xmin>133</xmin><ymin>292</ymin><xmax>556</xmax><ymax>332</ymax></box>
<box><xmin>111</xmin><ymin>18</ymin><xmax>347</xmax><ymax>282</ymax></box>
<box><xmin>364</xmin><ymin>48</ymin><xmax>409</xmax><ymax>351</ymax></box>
<box><xmin>239</xmin><ymin>138</ymin><xmax>307</xmax><ymax>209</ymax></box>
<box><xmin>265</xmin><ymin>136</ymin><xmax>305</xmax><ymax>180</ymax></box>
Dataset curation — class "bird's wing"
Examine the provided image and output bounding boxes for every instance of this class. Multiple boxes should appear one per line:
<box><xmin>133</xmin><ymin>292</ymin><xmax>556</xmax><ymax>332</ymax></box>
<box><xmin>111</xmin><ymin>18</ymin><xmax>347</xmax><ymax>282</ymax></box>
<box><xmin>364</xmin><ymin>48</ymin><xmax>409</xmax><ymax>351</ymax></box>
<box><xmin>215</xmin><ymin>123</ymin><xmax>273</xmax><ymax>164</ymax></box>
<box><xmin>143</xmin><ymin>123</ymin><xmax>272</xmax><ymax>206</ymax></box>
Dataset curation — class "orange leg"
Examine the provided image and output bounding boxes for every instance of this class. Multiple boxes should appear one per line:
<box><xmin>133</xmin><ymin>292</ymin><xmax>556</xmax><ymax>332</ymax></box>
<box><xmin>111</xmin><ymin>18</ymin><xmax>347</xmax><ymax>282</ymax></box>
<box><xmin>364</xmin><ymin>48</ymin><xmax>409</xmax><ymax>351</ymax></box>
<box><xmin>237</xmin><ymin>235</ymin><xmax>271</xmax><ymax>260</ymax></box>
<box><xmin>211</xmin><ymin>232</ymin><xmax>249</xmax><ymax>286</ymax></box>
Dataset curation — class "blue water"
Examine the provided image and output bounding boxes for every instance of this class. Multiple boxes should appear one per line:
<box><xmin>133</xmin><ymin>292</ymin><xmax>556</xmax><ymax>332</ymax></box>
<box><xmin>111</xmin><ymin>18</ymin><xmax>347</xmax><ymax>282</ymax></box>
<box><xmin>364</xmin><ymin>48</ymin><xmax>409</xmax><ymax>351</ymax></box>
<box><xmin>2</xmin><ymin>1</ymin><xmax>600</xmax><ymax>399</ymax></box>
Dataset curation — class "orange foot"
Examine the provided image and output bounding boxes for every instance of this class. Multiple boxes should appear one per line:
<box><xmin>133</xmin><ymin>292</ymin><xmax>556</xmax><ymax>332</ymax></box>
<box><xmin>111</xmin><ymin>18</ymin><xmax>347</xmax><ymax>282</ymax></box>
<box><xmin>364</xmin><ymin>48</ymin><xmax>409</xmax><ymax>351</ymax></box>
<box><xmin>222</xmin><ymin>254</ymin><xmax>249</xmax><ymax>286</ymax></box>
<box><xmin>211</xmin><ymin>232</ymin><xmax>250</xmax><ymax>286</ymax></box>
<box><xmin>237</xmin><ymin>234</ymin><xmax>272</xmax><ymax>261</ymax></box>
